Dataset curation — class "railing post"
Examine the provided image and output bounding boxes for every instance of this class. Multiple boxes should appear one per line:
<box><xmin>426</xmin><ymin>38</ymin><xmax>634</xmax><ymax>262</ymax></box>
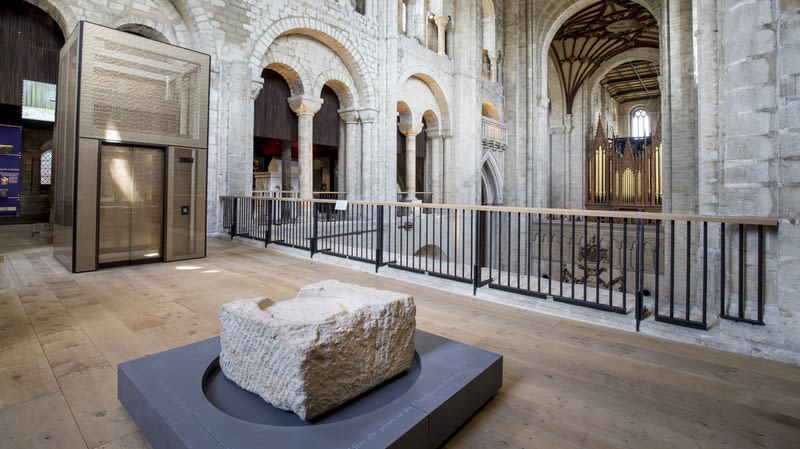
<box><xmin>231</xmin><ymin>198</ymin><xmax>238</xmax><ymax>239</ymax></box>
<box><xmin>375</xmin><ymin>205</ymin><xmax>384</xmax><ymax>272</ymax></box>
<box><xmin>265</xmin><ymin>198</ymin><xmax>273</xmax><ymax>246</ymax></box>
<box><xmin>635</xmin><ymin>218</ymin><xmax>645</xmax><ymax>331</ymax></box>
<box><xmin>311</xmin><ymin>200</ymin><xmax>319</xmax><ymax>257</ymax></box>
<box><xmin>473</xmin><ymin>210</ymin><xmax>484</xmax><ymax>295</ymax></box>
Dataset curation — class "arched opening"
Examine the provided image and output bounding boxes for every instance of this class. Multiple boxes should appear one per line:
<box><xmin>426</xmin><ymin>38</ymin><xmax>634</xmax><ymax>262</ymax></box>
<box><xmin>311</xmin><ymin>84</ymin><xmax>340</xmax><ymax>194</ymax></box>
<box><xmin>253</xmin><ymin>68</ymin><xmax>299</xmax><ymax>196</ymax></box>
<box><xmin>0</xmin><ymin>0</ymin><xmax>64</xmax><ymax>222</ymax></box>
<box><xmin>546</xmin><ymin>0</ymin><xmax>662</xmax><ymax>212</ymax></box>
<box><xmin>630</xmin><ymin>107</ymin><xmax>651</xmax><ymax>138</ymax></box>
<box><xmin>116</xmin><ymin>23</ymin><xmax>170</xmax><ymax>43</ymax></box>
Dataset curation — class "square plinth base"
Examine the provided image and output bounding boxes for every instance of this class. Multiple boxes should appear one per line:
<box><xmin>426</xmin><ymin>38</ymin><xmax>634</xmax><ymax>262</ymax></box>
<box><xmin>118</xmin><ymin>329</ymin><xmax>503</xmax><ymax>449</ymax></box>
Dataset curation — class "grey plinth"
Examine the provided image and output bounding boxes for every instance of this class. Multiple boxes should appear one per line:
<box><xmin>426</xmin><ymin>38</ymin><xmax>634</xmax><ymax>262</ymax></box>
<box><xmin>118</xmin><ymin>330</ymin><xmax>503</xmax><ymax>449</ymax></box>
<box><xmin>219</xmin><ymin>280</ymin><xmax>416</xmax><ymax>420</ymax></box>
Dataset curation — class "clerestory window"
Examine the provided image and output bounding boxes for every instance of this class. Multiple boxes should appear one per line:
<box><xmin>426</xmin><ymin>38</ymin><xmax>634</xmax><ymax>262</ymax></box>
<box><xmin>631</xmin><ymin>108</ymin><xmax>650</xmax><ymax>138</ymax></box>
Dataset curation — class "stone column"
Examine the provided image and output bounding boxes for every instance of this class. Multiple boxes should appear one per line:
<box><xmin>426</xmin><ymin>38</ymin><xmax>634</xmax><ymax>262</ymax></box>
<box><xmin>337</xmin><ymin>119</ymin><xmax>345</xmax><ymax>192</ymax></box>
<box><xmin>339</xmin><ymin>109</ymin><xmax>360</xmax><ymax>199</ymax></box>
<box><xmin>404</xmin><ymin>0</ymin><xmax>417</xmax><ymax>39</ymax></box>
<box><xmin>441</xmin><ymin>132</ymin><xmax>452</xmax><ymax>203</ymax></box>
<box><xmin>427</xmin><ymin>130</ymin><xmax>444</xmax><ymax>203</ymax></box>
<box><xmin>399</xmin><ymin>122</ymin><xmax>423</xmax><ymax>200</ymax></box>
<box><xmin>288</xmin><ymin>95</ymin><xmax>323</xmax><ymax>199</ymax></box>
<box><xmin>489</xmin><ymin>54</ymin><xmax>498</xmax><ymax>81</ymax></box>
<box><xmin>434</xmin><ymin>16</ymin><xmax>449</xmax><ymax>55</ymax></box>
<box><xmin>359</xmin><ymin>108</ymin><xmax>378</xmax><ymax>200</ymax></box>
<box><xmin>223</xmin><ymin>60</ymin><xmax>262</xmax><ymax>197</ymax></box>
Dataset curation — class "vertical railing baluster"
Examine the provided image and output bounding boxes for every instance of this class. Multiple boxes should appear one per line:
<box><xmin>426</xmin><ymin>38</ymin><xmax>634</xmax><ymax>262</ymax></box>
<box><xmin>720</xmin><ymin>223</ymin><xmax>726</xmax><ymax>317</ymax></box>
<box><xmin>654</xmin><ymin>220</ymin><xmax>660</xmax><ymax>317</ymax></box>
<box><xmin>635</xmin><ymin>219</ymin><xmax>645</xmax><ymax>331</ymax></box>
<box><xmin>702</xmin><ymin>221</ymin><xmax>708</xmax><ymax>326</ymax></box>
<box><xmin>595</xmin><ymin>217</ymin><xmax>601</xmax><ymax>304</ymax></box>
<box><xmin>266</xmin><ymin>198</ymin><xmax>272</xmax><ymax>246</ymax></box>
<box><xmin>527</xmin><ymin>213</ymin><xmax>532</xmax><ymax>292</ymax></box>
<box><xmin>516</xmin><ymin>213</ymin><xmax>521</xmax><ymax>289</ymax></box>
<box><xmin>609</xmin><ymin>219</ymin><xmax>615</xmax><ymax>308</ymax></box>
<box><xmin>583</xmin><ymin>216</ymin><xmax>588</xmax><ymax>301</ymax></box>
<box><xmin>571</xmin><ymin>215</ymin><xmax>576</xmax><ymax>300</ymax></box>
<box><xmin>758</xmin><ymin>225</ymin><xmax>765</xmax><ymax>324</ymax></box>
<box><xmin>376</xmin><ymin>205</ymin><xmax>384</xmax><ymax>272</ymax></box>
<box><xmin>623</xmin><ymin>219</ymin><xmax>629</xmax><ymax>311</ymax></box>
<box><xmin>669</xmin><ymin>220</ymin><xmax>675</xmax><ymax>318</ymax></box>
<box><xmin>685</xmin><ymin>221</ymin><xmax>691</xmax><ymax>321</ymax></box>
<box><xmin>473</xmin><ymin>209</ymin><xmax>484</xmax><ymax>294</ymax></box>
<box><xmin>559</xmin><ymin>214</ymin><xmax>564</xmax><ymax>298</ymax></box>
<box><xmin>231</xmin><ymin>198</ymin><xmax>238</xmax><ymax>239</ymax></box>
<box><xmin>548</xmin><ymin>214</ymin><xmax>553</xmax><ymax>295</ymax></box>
<box><xmin>537</xmin><ymin>213</ymin><xmax>542</xmax><ymax>293</ymax></box>
<box><xmin>739</xmin><ymin>223</ymin><xmax>745</xmax><ymax>320</ymax></box>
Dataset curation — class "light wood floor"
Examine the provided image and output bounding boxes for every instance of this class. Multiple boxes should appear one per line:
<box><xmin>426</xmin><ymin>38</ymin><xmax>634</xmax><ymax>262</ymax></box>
<box><xmin>0</xmin><ymin>224</ymin><xmax>798</xmax><ymax>449</ymax></box>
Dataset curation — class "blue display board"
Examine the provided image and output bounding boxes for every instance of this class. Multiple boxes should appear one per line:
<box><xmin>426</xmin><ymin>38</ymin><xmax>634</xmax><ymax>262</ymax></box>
<box><xmin>0</xmin><ymin>125</ymin><xmax>23</xmax><ymax>216</ymax></box>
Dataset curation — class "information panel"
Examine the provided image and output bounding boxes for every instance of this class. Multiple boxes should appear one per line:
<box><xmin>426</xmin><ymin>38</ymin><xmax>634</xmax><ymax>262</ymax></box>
<box><xmin>0</xmin><ymin>125</ymin><xmax>22</xmax><ymax>216</ymax></box>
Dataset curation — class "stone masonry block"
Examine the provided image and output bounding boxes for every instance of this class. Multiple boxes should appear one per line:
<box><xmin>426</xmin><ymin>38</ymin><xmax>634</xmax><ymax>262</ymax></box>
<box><xmin>725</xmin><ymin>58</ymin><xmax>772</xmax><ymax>88</ymax></box>
<box><xmin>727</xmin><ymin>111</ymin><xmax>772</xmax><ymax>136</ymax></box>
<box><xmin>725</xmin><ymin>136</ymin><xmax>776</xmax><ymax>160</ymax></box>
<box><xmin>219</xmin><ymin>280</ymin><xmax>416</xmax><ymax>420</ymax></box>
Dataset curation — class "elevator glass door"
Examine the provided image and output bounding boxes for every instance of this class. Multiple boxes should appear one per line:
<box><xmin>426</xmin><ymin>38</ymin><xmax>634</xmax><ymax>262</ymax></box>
<box><xmin>98</xmin><ymin>145</ymin><xmax>164</xmax><ymax>266</ymax></box>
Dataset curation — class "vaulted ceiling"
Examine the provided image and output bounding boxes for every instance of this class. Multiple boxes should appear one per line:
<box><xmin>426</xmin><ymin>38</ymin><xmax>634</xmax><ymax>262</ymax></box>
<box><xmin>549</xmin><ymin>0</ymin><xmax>660</xmax><ymax>113</ymax></box>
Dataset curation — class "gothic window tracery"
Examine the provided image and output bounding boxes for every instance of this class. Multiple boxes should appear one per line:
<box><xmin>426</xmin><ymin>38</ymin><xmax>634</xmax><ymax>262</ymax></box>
<box><xmin>631</xmin><ymin>108</ymin><xmax>650</xmax><ymax>137</ymax></box>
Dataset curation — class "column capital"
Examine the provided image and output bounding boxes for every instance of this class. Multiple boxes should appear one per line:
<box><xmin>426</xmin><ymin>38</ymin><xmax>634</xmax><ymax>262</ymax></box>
<box><xmin>358</xmin><ymin>108</ymin><xmax>378</xmax><ymax>123</ymax></box>
<box><xmin>288</xmin><ymin>95</ymin><xmax>323</xmax><ymax>116</ymax></box>
<box><xmin>249</xmin><ymin>78</ymin><xmax>264</xmax><ymax>100</ymax></box>
<box><xmin>538</xmin><ymin>97</ymin><xmax>550</xmax><ymax>109</ymax></box>
<box><xmin>399</xmin><ymin>122</ymin><xmax>424</xmax><ymax>137</ymax></box>
<box><xmin>434</xmin><ymin>15</ymin><xmax>449</xmax><ymax>28</ymax></box>
<box><xmin>430</xmin><ymin>128</ymin><xmax>453</xmax><ymax>139</ymax></box>
<box><xmin>338</xmin><ymin>108</ymin><xmax>360</xmax><ymax>124</ymax></box>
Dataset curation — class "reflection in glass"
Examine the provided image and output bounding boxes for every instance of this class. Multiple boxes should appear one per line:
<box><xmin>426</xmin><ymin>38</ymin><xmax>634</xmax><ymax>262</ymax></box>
<box><xmin>99</xmin><ymin>145</ymin><xmax>164</xmax><ymax>265</ymax></box>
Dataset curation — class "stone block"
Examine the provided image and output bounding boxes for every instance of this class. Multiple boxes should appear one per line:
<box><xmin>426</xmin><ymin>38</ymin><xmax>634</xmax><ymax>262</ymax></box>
<box><xmin>725</xmin><ymin>58</ymin><xmax>772</xmax><ymax>89</ymax></box>
<box><xmin>726</xmin><ymin>110</ymin><xmax>772</xmax><ymax>136</ymax></box>
<box><xmin>724</xmin><ymin>136</ymin><xmax>775</xmax><ymax>160</ymax></box>
<box><xmin>219</xmin><ymin>280</ymin><xmax>416</xmax><ymax>420</ymax></box>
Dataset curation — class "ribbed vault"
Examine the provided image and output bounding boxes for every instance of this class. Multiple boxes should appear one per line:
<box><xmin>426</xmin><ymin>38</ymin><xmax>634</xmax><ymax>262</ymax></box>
<box><xmin>550</xmin><ymin>0</ymin><xmax>659</xmax><ymax>113</ymax></box>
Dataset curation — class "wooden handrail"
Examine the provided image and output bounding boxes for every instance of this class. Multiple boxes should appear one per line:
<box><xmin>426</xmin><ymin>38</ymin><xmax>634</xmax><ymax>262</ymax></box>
<box><xmin>219</xmin><ymin>196</ymin><xmax>778</xmax><ymax>226</ymax></box>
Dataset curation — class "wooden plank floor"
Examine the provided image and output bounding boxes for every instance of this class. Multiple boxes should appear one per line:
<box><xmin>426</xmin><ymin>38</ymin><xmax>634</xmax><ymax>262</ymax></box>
<box><xmin>0</xmin><ymin>224</ymin><xmax>798</xmax><ymax>449</ymax></box>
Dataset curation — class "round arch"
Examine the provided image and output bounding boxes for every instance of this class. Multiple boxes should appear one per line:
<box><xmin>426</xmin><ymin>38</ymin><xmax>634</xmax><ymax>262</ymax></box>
<box><xmin>313</xmin><ymin>69</ymin><xmax>357</xmax><ymax>110</ymax></box>
<box><xmin>481</xmin><ymin>102</ymin><xmax>501</xmax><ymax>121</ymax></box>
<box><xmin>539</xmin><ymin>0</ymin><xmax>662</xmax><ymax>102</ymax></box>
<box><xmin>250</xmin><ymin>17</ymin><xmax>374</xmax><ymax>108</ymax></box>
<box><xmin>263</xmin><ymin>62</ymin><xmax>305</xmax><ymax>98</ymax></box>
<box><xmin>22</xmin><ymin>0</ymin><xmax>75</xmax><ymax>38</ymax></box>
<box><xmin>116</xmin><ymin>22</ymin><xmax>171</xmax><ymax>44</ymax></box>
<box><xmin>396</xmin><ymin>67</ymin><xmax>451</xmax><ymax>132</ymax></box>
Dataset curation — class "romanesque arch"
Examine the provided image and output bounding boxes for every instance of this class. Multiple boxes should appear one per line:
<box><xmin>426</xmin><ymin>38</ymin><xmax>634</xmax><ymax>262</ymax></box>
<box><xmin>250</xmin><ymin>17</ymin><xmax>374</xmax><ymax>109</ymax></box>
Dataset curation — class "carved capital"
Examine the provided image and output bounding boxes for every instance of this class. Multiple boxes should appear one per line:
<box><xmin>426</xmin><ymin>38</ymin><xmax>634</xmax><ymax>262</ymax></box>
<box><xmin>398</xmin><ymin>122</ymin><xmax>424</xmax><ymax>137</ymax></box>
<box><xmin>338</xmin><ymin>108</ymin><xmax>360</xmax><ymax>124</ymax></box>
<box><xmin>358</xmin><ymin>108</ymin><xmax>378</xmax><ymax>123</ymax></box>
<box><xmin>249</xmin><ymin>78</ymin><xmax>264</xmax><ymax>100</ymax></box>
<box><xmin>288</xmin><ymin>95</ymin><xmax>323</xmax><ymax>116</ymax></box>
<box><xmin>434</xmin><ymin>15</ymin><xmax>449</xmax><ymax>28</ymax></box>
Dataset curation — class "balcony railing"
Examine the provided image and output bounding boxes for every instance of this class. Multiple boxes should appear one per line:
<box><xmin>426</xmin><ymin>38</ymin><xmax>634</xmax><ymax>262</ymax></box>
<box><xmin>481</xmin><ymin>117</ymin><xmax>507</xmax><ymax>144</ymax></box>
<box><xmin>221</xmin><ymin>196</ymin><xmax>777</xmax><ymax>332</ymax></box>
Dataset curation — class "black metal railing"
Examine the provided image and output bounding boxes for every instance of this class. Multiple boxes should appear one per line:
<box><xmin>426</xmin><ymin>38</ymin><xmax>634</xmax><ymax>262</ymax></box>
<box><xmin>220</xmin><ymin>196</ymin><xmax>778</xmax><ymax>332</ymax></box>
